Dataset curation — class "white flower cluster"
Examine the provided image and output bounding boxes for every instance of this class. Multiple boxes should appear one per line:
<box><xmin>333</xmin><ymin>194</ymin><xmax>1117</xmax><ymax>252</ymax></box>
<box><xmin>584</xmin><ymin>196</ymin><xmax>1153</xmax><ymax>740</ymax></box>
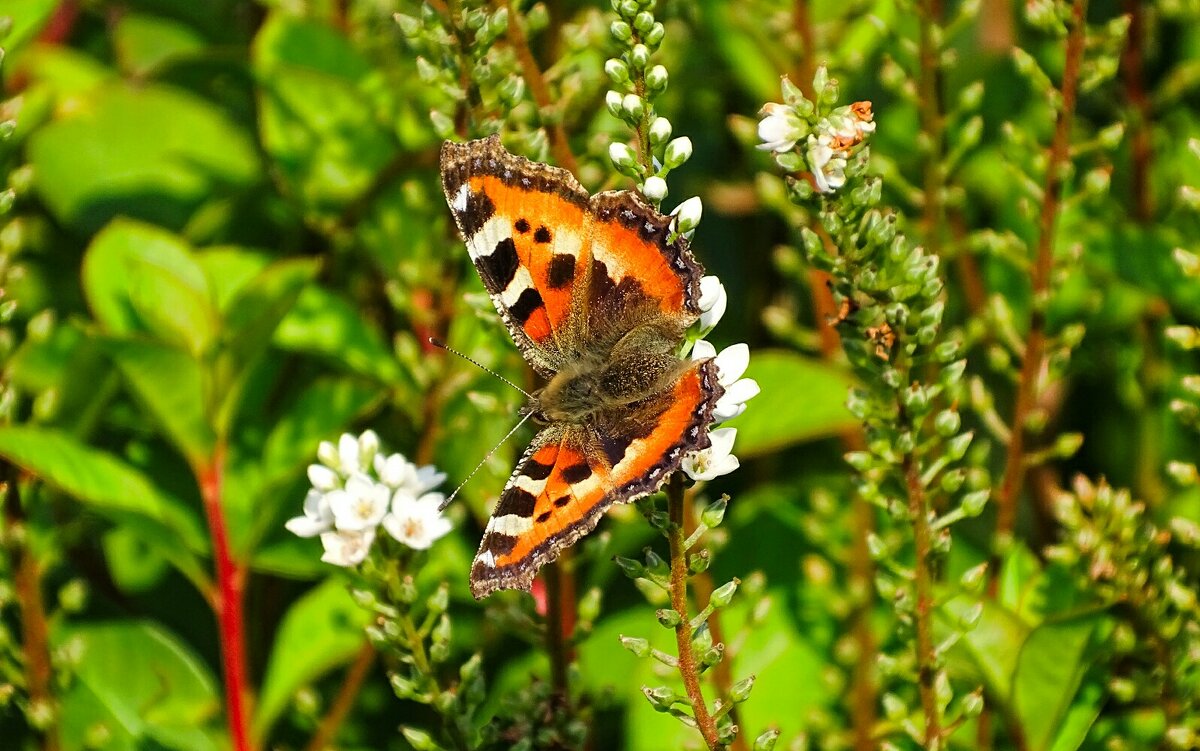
<box><xmin>286</xmin><ymin>431</ymin><xmax>451</xmax><ymax>566</ymax></box>
<box><xmin>681</xmin><ymin>276</ymin><xmax>760</xmax><ymax>483</ymax></box>
<box><xmin>758</xmin><ymin>92</ymin><xmax>876</xmax><ymax>195</ymax></box>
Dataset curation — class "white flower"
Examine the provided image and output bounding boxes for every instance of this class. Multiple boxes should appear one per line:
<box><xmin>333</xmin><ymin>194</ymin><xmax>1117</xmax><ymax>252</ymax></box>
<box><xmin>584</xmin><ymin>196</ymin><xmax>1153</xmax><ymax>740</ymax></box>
<box><xmin>757</xmin><ymin>102</ymin><xmax>803</xmax><ymax>153</ymax></box>
<box><xmin>671</xmin><ymin>196</ymin><xmax>703</xmax><ymax>235</ymax></box>
<box><xmin>698</xmin><ymin>276</ymin><xmax>727</xmax><ymax>332</ymax></box>
<box><xmin>373</xmin><ymin>453</ymin><xmax>447</xmax><ymax>496</ymax></box>
<box><xmin>383</xmin><ymin>491</ymin><xmax>453</xmax><ymax>550</ymax></box>
<box><xmin>806</xmin><ymin>134</ymin><xmax>847</xmax><ymax>194</ymax></box>
<box><xmin>285</xmin><ymin>489</ymin><xmax>334</xmax><ymax>538</ymax></box>
<box><xmin>682</xmin><ymin>427</ymin><xmax>740</xmax><ymax>481</ymax></box>
<box><xmin>327</xmin><ymin>473</ymin><xmax>391</xmax><ymax>532</ymax></box>
<box><xmin>320</xmin><ymin>529</ymin><xmax>376</xmax><ymax>567</ymax></box>
<box><xmin>337</xmin><ymin>433</ymin><xmax>362</xmax><ymax>474</ymax></box>
<box><xmin>693</xmin><ymin>341</ymin><xmax>760</xmax><ymax>422</ymax></box>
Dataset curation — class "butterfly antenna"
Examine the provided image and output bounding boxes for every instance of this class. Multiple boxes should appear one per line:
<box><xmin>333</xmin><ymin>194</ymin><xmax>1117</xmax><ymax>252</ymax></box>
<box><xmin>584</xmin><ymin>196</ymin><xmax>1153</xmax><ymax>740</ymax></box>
<box><xmin>438</xmin><ymin>409</ymin><xmax>535</xmax><ymax>511</ymax></box>
<box><xmin>429</xmin><ymin>337</ymin><xmax>533</xmax><ymax>399</ymax></box>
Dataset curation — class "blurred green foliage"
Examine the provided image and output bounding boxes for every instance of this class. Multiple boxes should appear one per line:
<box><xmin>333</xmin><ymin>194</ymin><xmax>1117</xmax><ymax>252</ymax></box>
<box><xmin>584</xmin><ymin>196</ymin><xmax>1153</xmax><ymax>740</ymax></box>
<box><xmin>0</xmin><ymin>0</ymin><xmax>1198</xmax><ymax>750</ymax></box>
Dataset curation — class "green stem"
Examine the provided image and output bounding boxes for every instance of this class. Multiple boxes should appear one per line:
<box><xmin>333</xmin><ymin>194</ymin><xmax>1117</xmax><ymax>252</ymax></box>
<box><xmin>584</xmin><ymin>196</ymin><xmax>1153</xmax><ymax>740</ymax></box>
<box><xmin>904</xmin><ymin>453</ymin><xmax>942</xmax><ymax>749</ymax></box>
<box><xmin>667</xmin><ymin>474</ymin><xmax>724</xmax><ymax>750</ymax></box>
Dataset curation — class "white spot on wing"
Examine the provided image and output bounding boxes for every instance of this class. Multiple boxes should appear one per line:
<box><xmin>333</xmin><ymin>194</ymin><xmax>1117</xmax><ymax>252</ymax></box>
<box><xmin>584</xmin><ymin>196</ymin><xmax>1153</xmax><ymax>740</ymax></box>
<box><xmin>452</xmin><ymin>184</ymin><xmax>470</xmax><ymax>213</ymax></box>
<box><xmin>477</xmin><ymin>550</ymin><xmax>496</xmax><ymax>567</ymax></box>
<box><xmin>514</xmin><ymin>474</ymin><xmax>548</xmax><ymax>496</ymax></box>
<box><xmin>487</xmin><ymin>514</ymin><xmax>534</xmax><ymax>535</ymax></box>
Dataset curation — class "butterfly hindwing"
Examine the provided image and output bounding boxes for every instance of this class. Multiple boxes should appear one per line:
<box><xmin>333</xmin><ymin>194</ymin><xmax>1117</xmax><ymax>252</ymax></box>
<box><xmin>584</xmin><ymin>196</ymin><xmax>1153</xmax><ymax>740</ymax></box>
<box><xmin>469</xmin><ymin>359</ymin><xmax>722</xmax><ymax>598</ymax></box>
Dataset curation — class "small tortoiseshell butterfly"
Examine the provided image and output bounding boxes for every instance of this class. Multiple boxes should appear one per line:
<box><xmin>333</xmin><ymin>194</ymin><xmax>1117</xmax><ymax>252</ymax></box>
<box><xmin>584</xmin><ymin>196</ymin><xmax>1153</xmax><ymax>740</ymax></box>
<box><xmin>440</xmin><ymin>136</ymin><xmax>723</xmax><ymax>599</ymax></box>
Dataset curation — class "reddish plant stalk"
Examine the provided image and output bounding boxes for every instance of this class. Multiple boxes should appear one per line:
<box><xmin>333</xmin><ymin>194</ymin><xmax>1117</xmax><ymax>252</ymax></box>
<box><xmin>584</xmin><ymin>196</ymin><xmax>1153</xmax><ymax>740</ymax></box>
<box><xmin>1121</xmin><ymin>0</ymin><xmax>1153</xmax><ymax>223</ymax></box>
<box><xmin>666</xmin><ymin>474</ymin><xmax>723</xmax><ymax>750</ymax></box>
<box><xmin>995</xmin><ymin>0</ymin><xmax>1090</xmax><ymax>539</ymax></box>
<box><xmin>198</xmin><ymin>446</ymin><xmax>253</xmax><ymax>751</ymax></box>
<box><xmin>904</xmin><ymin>455</ymin><xmax>942</xmax><ymax>748</ymax></box>
<box><xmin>305</xmin><ymin>643</ymin><xmax>376</xmax><ymax>751</ymax></box>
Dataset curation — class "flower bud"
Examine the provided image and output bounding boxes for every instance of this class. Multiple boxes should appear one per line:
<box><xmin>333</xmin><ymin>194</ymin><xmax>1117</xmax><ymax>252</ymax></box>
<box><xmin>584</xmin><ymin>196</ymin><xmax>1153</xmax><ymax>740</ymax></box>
<box><xmin>610</xmin><ymin>20</ymin><xmax>633</xmax><ymax>41</ymax></box>
<box><xmin>730</xmin><ymin>674</ymin><xmax>756</xmax><ymax>702</ymax></box>
<box><xmin>671</xmin><ymin>196</ymin><xmax>703</xmax><ymax>234</ymax></box>
<box><xmin>393</xmin><ymin>13</ymin><xmax>420</xmax><ymax>36</ymax></box>
<box><xmin>934</xmin><ymin>409</ymin><xmax>961</xmax><ymax>437</ymax></box>
<box><xmin>753</xmin><ymin>729</ymin><xmax>781</xmax><ymax>751</ymax></box>
<box><xmin>613</xmin><ymin>555</ymin><xmax>645</xmax><ymax>578</ymax></box>
<box><xmin>664</xmin><ymin>136</ymin><xmax>693</xmax><ymax>168</ymax></box>
<box><xmin>621</xmin><ymin>93</ymin><xmax>645</xmax><ymax>121</ymax></box>
<box><xmin>642</xmin><ymin>685</ymin><xmax>678</xmax><ymax>711</ymax></box>
<box><xmin>645</xmin><ymin>64</ymin><xmax>668</xmax><ymax>92</ymax></box>
<box><xmin>633</xmin><ymin>11</ymin><xmax>655</xmax><ymax>32</ymax></box>
<box><xmin>605</xmin><ymin>90</ymin><xmax>623</xmax><ymax>117</ymax></box>
<box><xmin>688</xmin><ymin>549</ymin><xmax>710</xmax><ymax>574</ymax></box>
<box><xmin>641</xmin><ymin>175</ymin><xmax>667</xmax><ymax>202</ymax></box>
<box><xmin>961</xmin><ymin>489</ymin><xmax>989</xmax><ymax>517</ymax></box>
<box><xmin>620</xmin><ymin>634</ymin><xmax>650</xmax><ymax>657</ymax></box>
<box><xmin>656</xmin><ymin>608</ymin><xmax>682</xmax><ymax>627</ymax></box>
<box><xmin>401</xmin><ymin>727</ymin><xmax>438</xmax><ymax>751</ymax></box>
<box><xmin>710</xmin><ymin>578</ymin><xmax>739</xmax><ymax>607</ymax></box>
<box><xmin>629</xmin><ymin>43</ymin><xmax>650</xmax><ymax>70</ymax></box>
<box><xmin>642</xmin><ymin>22</ymin><xmax>664</xmax><ymax>48</ymax></box>
<box><xmin>701</xmin><ymin>497</ymin><xmax>727</xmax><ymax>528</ymax></box>
<box><xmin>605</xmin><ymin>58</ymin><xmax>629</xmax><ymax>84</ymax></box>
<box><xmin>649</xmin><ymin>117</ymin><xmax>672</xmax><ymax>147</ymax></box>
<box><xmin>608</xmin><ymin>141</ymin><xmax>638</xmax><ymax>171</ymax></box>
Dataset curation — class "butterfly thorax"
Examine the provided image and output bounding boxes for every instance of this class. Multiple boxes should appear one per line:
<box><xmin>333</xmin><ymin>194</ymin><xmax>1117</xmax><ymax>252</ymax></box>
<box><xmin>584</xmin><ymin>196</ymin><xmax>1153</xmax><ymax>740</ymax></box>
<box><xmin>532</xmin><ymin>326</ymin><xmax>685</xmax><ymax>425</ymax></box>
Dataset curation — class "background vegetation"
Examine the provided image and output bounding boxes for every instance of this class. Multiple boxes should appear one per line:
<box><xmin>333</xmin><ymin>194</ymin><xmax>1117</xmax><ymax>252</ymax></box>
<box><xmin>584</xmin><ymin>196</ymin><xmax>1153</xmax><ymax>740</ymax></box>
<box><xmin>1</xmin><ymin>0</ymin><xmax>1199</xmax><ymax>749</ymax></box>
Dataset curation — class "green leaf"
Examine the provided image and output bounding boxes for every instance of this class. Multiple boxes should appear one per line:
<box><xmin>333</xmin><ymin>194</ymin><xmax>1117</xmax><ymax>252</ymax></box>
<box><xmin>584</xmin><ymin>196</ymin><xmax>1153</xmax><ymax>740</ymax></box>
<box><xmin>1047</xmin><ymin>679</ymin><xmax>1105</xmax><ymax>751</ymax></box>
<box><xmin>83</xmin><ymin>219</ymin><xmax>218</xmax><ymax>356</ymax></box>
<box><xmin>2</xmin><ymin>0</ymin><xmax>59</xmax><ymax>52</ymax></box>
<box><xmin>729</xmin><ymin>350</ymin><xmax>857</xmax><ymax>458</ymax></box>
<box><xmin>28</xmin><ymin>83</ymin><xmax>260</xmax><ymax>233</ymax></box>
<box><xmin>252</xmin><ymin>14</ymin><xmax>397</xmax><ymax>215</ymax></box>
<box><xmin>198</xmin><ymin>247</ymin><xmax>271</xmax><ymax>311</ymax></box>
<box><xmin>102</xmin><ymin>337</ymin><xmax>215</xmax><ymax>464</ymax></box>
<box><xmin>1012</xmin><ymin>613</ymin><xmax>1105</xmax><ymax>751</ymax></box>
<box><xmin>942</xmin><ymin>596</ymin><xmax>1028</xmax><ymax>701</ymax></box>
<box><xmin>112</xmin><ymin>13</ymin><xmax>206</xmax><ymax>77</ymax></box>
<box><xmin>213</xmin><ymin>257</ymin><xmax>320</xmax><ymax>433</ymax></box>
<box><xmin>58</xmin><ymin>621</ymin><xmax>220</xmax><ymax>751</ymax></box>
<box><xmin>275</xmin><ymin>286</ymin><xmax>402</xmax><ymax>384</ymax></box>
<box><xmin>0</xmin><ymin>426</ymin><xmax>206</xmax><ymax>554</ymax></box>
<box><xmin>253</xmin><ymin>579</ymin><xmax>370</xmax><ymax>742</ymax></box>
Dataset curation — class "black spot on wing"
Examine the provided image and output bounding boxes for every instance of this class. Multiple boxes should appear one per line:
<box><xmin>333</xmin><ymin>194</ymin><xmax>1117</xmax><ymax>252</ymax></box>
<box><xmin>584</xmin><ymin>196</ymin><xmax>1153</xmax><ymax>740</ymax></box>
<box><xmin>553</xmin><ymin>496</ymin><xmax>571</xmax><ymax>508</ymax></box>
<box><xmin>547</xmin><ymin>254</ymin><xmax>576</xmax><ymax>289</ymax></box>
<box><xmin>522</xmin><ymin>459</ymin><xmax>554</xmax><ymax>481</ymax></box>
<box><xmin>509</xmin><ymin>288</ymin><xmax>544</xmax><ymax>324</ymax></box>
<box><xmin>515</xmin><ymin>218</ymin><xmax>530</xmax><ymax>233</ymax></box>
<box><xmin>459</xmin><ymin>189</ymin><xmax>495</xmax><ymax>237</ymax></box>
<box><xmin>477</xmin><ymin>238</ymin><xmax>520</xmax><ymax>290</ymax></box>
<box><xmin>560</xmin><ymin>463</ymin><xmax>592</xmax><ymax>483</ymax></box>
<box><xmin>536</xmin><ymin>510</ymin><xmax>552</xmax><ymax>523</ymax></box>
<box><xmin>482</xmin><ymin>532</ymin><xmax>517</xmax><ymax>556</ymax></box>
<box><xmin>496</xmin><ymin>488</ymin><xmax>536</xmax><ymax>518</ymax></box>
<box><xmin>534</xmin><ymin>226</ymin><xmax>552</xmax><ymax>243</ymax></box>
<box><xmin>599</xmin><ymin>434</ymin><xmax>634</xmax><ymax>466</ymax></box>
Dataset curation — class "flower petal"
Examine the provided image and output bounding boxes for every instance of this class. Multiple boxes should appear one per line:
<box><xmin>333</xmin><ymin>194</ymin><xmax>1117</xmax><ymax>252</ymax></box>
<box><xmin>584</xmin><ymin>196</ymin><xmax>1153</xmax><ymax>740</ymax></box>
<box><xmin>713</xmin><ymin>401</ymin><xmax>747</xmax><ymax>423</ymax></box>
<box><xmin>723</xmin><ymin>378</ymin><xmax>761</xmax><ymax>405</ymax></box>
<box><xmin>414</xmin><ymin>466</ymin><xmax>447</xmax><ymax>494</ymax></box>
<box><xmin>320</xmin><ymin>529</ymin><xmax>374</xmax><ymax>567</ymax></box>
<box><xmin>337</xmin><ymin>433</ymin><xmax>360</xmax><ymax>474</ymax></box>
<box><xmin>307</xmin><ymin>464</ymin><xmax>340</xmax><ymax>492</ymax></box>
<box><xmin>708</xmin><ymin>427</ymin><xmax>738</xmax><ymax>456</ymax></box>
<box><xmin>285</xmin><ymin>514</ymin><xmax>330</xmax><ymax>538</ymax></box>
<box><xmin>714</xmin><ymin>344</ymin><xmax>750</xmax><ymax>384</ymax></box>
<box><xmin>691</xmin><ymin>339</ymin><xmax>717</xmax><ymax>361</ymax></box>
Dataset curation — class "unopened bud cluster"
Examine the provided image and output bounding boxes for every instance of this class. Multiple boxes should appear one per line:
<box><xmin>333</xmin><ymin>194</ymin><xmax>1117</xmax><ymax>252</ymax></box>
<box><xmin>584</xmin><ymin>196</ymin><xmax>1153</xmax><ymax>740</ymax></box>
<box><xmin>604</xmin><ymin>0</ymin><xmax>693</xmax><ymax>212</ymax></box>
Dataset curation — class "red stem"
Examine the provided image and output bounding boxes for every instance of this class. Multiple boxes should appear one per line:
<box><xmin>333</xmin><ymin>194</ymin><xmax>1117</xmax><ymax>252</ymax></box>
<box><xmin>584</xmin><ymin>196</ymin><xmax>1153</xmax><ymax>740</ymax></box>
<box><xmin>198</xmin><ymin>446</ymin><xmax>253</xmax><ymax>751</ymax></box>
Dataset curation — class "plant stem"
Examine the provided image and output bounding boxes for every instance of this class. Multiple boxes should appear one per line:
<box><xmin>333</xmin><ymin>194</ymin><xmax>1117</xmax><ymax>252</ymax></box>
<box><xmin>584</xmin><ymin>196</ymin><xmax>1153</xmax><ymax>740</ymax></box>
<box><xmin>917</xmin><ymin>0</ymin><xmax>945</xmax><ymax>258</ymax></box>
<box><xmin>995</xmin><ymin>0</ymin><xmax>1089</xmax><ymax>541</ymax></box>
<box><xmin>543</xmin><ymin>554</ymin><xmax>573</xmax><ymax>701</ymax></box>
<box><xmin>198</xmin><ymin>445</ymin><xmax>253</xmax><ymax>751</ymax></box>
<box><xmin>304</xmin><ymin>642</ymin><xmax>376</xmax><ymax>751</ymax></box>
<box><xmin>499</xmin><ymin>0</ymin><xmax>578</xmax><ymax>173</ymax></box>
<box><xmin>792</xmin><ymin>0</ymin><xmax>816</xmax><ymax>90</ymax></box>
<box><xmin>2</xmin><ymin>467</ymin><xmax>61</xmax><ymax>751</ymax></box>
<box><xmin>905</xmin><ymin>454</ymin><xmax>942</xmax><ymax>748</ymax></box>
<box><xmin>667</xmin><ymin>473</ymin><xmax>723</xmax><ymax>750</ymax></box>
<box><xmin>1121</xmin><ymin>0</ymin><xmax>1153</xmax><ymax>223</ymax></box>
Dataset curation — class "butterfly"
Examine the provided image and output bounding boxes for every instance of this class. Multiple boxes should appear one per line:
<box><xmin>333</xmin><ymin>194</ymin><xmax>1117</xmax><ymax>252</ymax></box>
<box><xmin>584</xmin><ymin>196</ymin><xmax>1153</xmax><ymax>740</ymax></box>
<box><xmin>440</xmin><ymin>136</ymin><xmax>723</xmax><ymax>598</ymax></box>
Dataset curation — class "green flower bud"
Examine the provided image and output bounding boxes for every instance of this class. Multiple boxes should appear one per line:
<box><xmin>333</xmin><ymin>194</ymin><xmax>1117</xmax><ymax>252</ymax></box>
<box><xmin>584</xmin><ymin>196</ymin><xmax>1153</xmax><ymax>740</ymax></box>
<box><xmin>664</xmin><ymin>136</ymin><xmax>692</xmax><ymax>168</ymax></box>
<box><xmin>608</xmin><ymin>141</ymin><xmax>639</xmax><ymax>171</ymax></box>
<box><xmin>646</xmin><ymin>64</ymin><xmax>669</xmax><ymax>93</ymax></box>
<box><xmin>610</xmin><ymin>20</ymin><xmax>633</xmax><ymax>41</ymax></box>
<box><xmin>621</xmin><ymin>93</ymin><xmax>645</xmax><ymax>121</ymax></box>
<box><xmin>629</xmin><ymin>43</ymin><xmax>650</xmax><ymax>70</ymax></box>
<box><xmin>883</xmin><ymin>693</ymin><xmax>907</xmax><ymax>721</ymax></box>
<box><xmin>644</xmin><ymin>22</ymin><xmax>665</xmax><ymax>47</ymax></box>
<box><xmin>701</xmin><ymin>497</ymin><xmax>728</xmax><ymax>528</ymax></box>
<box><xmin>753</xmin><ymin>729</ymin><xmax>781</xmax><ymax>751</ymax></box>
<box><xmin>614</xmin><ymin>555</ymin><xmax>645</xmax><ymax>578</ymax></box>
<box><xmin>730</xmin><ymin>674</ymin><xmax>756</xmax><ymax>702</ymax></box>
<box><xmin>643</xmin><ymin>685</ymin><xmax>679</xmax><ymax>711</ymax></box>
<box><xmin>401</xmin><ymin>726</ymin><xmax>438</xmax><ymax>751</ymax></box>
<box><xmin>960</xmin><ymin>690</ymin><xmax>984</xmax><ymax>718</ymax></box>
<box><xmin>934</xmin><ymin>409</ymin><xmax>961</xmax><ymax>437</ymax></box>
<box><xmin>710</xmin><ymin>578</ymin><xmax>740</xmax><ymax>608</ymax></box>
<box><xmin>620</xmin><ymin>634</ymin><xmax>651</xmax><ymax>657</ymax></box>
<box><xmin>961</xmin><ymin>489</ymin><xmax>989</xmax><ymax>517</ymax></box>
<box><xmin>656</xmin><ymin>608</ymin><xmax>683</xmax><ymax>627</ymax></box>
<box><xmin>633</xmin><ymin>10</ymin><xmax>655</xmax><ymax>32</ymax></box>
<box><xmin>605</xmin><ymin>59</ymin><xmax>629</xmax><ymax>84</ymax></box>
<box><xmin>394</xmin><ymin>13</ymin><xmax>421</xmax><ymax>36</ymax></box>
<box><xmin>649</xmin><ymin>117</ymin><xmax>673</xmax><ymax>147</ymax></box>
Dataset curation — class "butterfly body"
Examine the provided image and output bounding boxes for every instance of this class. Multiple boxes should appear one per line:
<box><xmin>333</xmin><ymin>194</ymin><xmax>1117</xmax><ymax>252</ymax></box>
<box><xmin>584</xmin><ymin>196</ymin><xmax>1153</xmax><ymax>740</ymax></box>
<box><xmin>440</xmin><ymin>136</ymin><xmax>722</xmax><ymax>598</ymax></box>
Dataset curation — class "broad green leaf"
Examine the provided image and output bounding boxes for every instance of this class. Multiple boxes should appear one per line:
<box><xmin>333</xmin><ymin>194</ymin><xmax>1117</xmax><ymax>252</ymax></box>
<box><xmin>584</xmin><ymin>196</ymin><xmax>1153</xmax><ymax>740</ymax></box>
<box><xmin>11</xmin><ymin>45</ymin><xmax>115</xmax><ymax>100</ymax></box>
<box><xmin>253</xmin><ymin>14</ymin><xmax>397</xmax><ymax>214</ymax></box>
<box><xmin>103</xmin><ymin>526</ymin><xmax>171</xmax><ymax>594</ymax></box>
<box><xmin>213</xmin><ymin>257</ymin><xmax>320</xmax><ymax>433</ymax></box>
<box><xmin>28</xmin><ymin>83</ymin><xmax>260</xmax><ymax>233</ymax></box>
<box><xmin>729</xmin><ymin>349</ymin><xmax>857</xmax><ymax>457</ymax></box>
<box><xmin>1013</xmin><ymin>614</ymin><xmax>1105</xmax><ymax>751</ymax></box>
<box><xmin>83</xmin><ymin>219</ymin><xmax>218</xmax><ymax>356</ymax></box>
<box><xmin>3</xmin><ymin>0</ymin><xmax>59</xmax><ymax>52</ymax></box>
<box><xmin>0</xmin><ymin>426</ymin><xmax>206</xmax><ymax>553</ymax></box>
<box><xmin>1047</xmin><ymin>679</ymin><xmax>1106</xmax><ymax>751</ymax></box>
<box><xmin>198</xmin><ymin>247</ymin><xmax>271</xmax><ymax>311</ymax></box>
<box><xmin>274</xmin><ymin>286</ymin><xmax>402</xmax><ymax>384</ymax></box>
<box><xmin>253</xmin><ymin>579</ymin><xmax>370</xmax><ymax>742</ymax></box>
<box><xmin>102</xmin><ymin>338</ymin><xmax>215</xmax><ymax>463</ymax></box>
<box><xmin>112</xmin><ymin>13</ymin><xmax>206</xmax><ymax>77</ymax></box>
<box><xmin>58</xmin><ymin>621</ymin><xmax>220</xmax><ymax>751</ymax></box>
